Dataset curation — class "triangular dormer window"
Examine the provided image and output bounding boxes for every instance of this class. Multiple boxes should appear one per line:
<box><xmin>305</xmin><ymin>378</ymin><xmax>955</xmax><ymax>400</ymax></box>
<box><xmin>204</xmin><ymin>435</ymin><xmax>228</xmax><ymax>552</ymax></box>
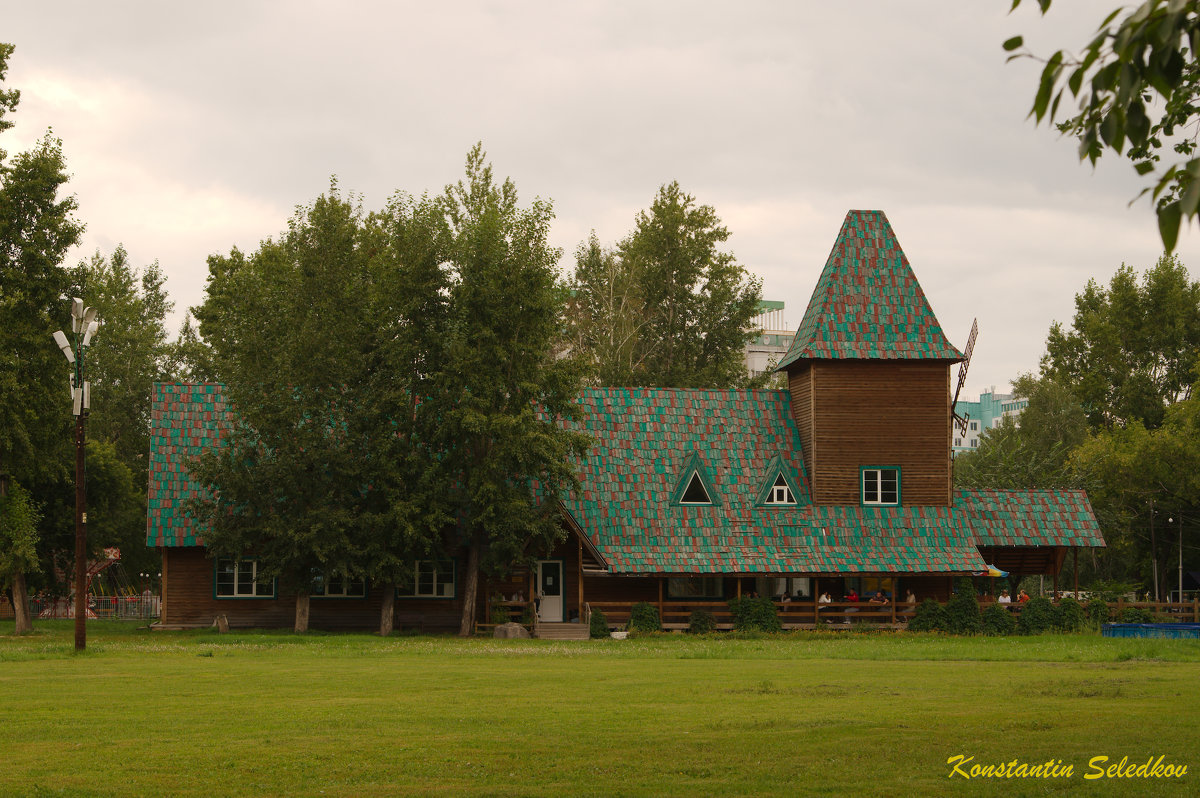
<box><xmin>670</xmin><ymin>450</ymin><xmax>720</xmax><ymax>507</ymax></box>
<box><xmin>755</xmin><ymin>454</ymin><xmax>803</xmax><ymax>507</ymax></box>
<box><xmin>680</xmin><ymin>471</ymin><xmax>711</xmax><ymax>504</ymax></box>
<box><xmin>766</xmin><ymin>473</ymin><xmax>794</xmax><ymax>505</ymax></box>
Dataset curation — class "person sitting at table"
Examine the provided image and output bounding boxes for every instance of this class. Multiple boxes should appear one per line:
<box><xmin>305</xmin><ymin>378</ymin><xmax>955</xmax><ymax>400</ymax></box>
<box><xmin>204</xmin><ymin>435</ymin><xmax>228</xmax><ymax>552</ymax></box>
<box><xmin>869</xmin><ymin>591</ymin><xmax>889</xmax><ymax>604</ymax></box>
<box><xmin>904</xmin><ymin>589</ymin><xmax>917</xmax><ymax>606</ymax></box>
<box><xmin>817</xmin><ymin>591</ymin><xmax>832</xmax><ymax>622</ymax></box>
<box><xmin>1017</xmin><ymin>589</ymin><xmax>1030</xmax><ymax>603</ymax></box>
<box><xmin>779</xmin><ymin>591</ymin><xmax>792</xmax><ymax>604</ymax></box>
<box><xmin>997</xmin><ymin>590</ymin><xmax>1012</xmax><ymax>604</ymax></box>
<box><xmin>842</xmin><ymin>589</ymin><xmax>859</xmax><ymax>623</ymax></box>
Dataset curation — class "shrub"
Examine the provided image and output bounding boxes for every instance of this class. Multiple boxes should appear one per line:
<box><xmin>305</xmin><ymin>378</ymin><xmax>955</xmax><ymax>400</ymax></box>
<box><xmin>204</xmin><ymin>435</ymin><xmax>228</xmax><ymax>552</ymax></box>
<box><xmin>629</xmin><ymin>602</ymin><xmax>661</xmax><ymax>632</ymax></box>
<box><xmin>944</xmin><ymin>579</ymin><xmax>982</xmax><ymax>635</ymax></box>
<box><xmin>981</xmin><ymin>603</ymin><xmax>1016</xmax><ymax>636</ymax></box>
<box><xmin>1018</xmin><ymin>596</ymin><xmax>1056</xmax><ymax>634</ymax></box>
<box><xmin>727</xmin><ymin>596</ymin><xmax>782</xmax><ymax>632</ymax></box>
<box><xmin>1086</xmin><ymin>599</ymin><xmax>1111</xmax><ymax>626</ymax></box>
<box><xmin>1120</xmin><ymin>607</ymin><xmax>1154</xmax><ymax>623</ymax></box>
<box><xmin>908</xmin><ymin>598</ymin><xmax>948</xmax><ymax>632</ymax></box>
<box><xmin>1055</xmin><ymin>596</ymin><xmax>1087</xmax><ymax>632</ymax></box>
<box><xmin>589</xmin><ymin>607</ymin><xmax>608</xmax><ymax>638</ymax></box>
<box><xmin>688</xmin><ymin>609</ymin><xmax>717</xmax><ymax>634</ymax></box>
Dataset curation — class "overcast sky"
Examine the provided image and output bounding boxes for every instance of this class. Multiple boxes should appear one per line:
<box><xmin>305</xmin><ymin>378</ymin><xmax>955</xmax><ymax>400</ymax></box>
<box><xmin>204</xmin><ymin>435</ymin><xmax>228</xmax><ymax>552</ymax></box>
<box><xmin>5</xmin><ymin>1</ymin><xmax>1195</xmax><ymax>398</ymax></box>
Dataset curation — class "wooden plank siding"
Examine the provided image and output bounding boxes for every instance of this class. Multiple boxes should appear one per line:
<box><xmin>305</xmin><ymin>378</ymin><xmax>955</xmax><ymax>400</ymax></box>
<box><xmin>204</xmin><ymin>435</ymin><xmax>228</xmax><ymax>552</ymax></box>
<box><xmin>787</xmin><ymin>360</ymin><xmax>953</xmax><ymax>506</ymax></box>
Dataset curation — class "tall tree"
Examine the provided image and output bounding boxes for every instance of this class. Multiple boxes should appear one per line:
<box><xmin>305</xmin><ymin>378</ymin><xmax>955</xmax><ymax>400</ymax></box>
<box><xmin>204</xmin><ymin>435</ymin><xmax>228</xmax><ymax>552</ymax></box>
<box><xmin>190</xmin><ymin>187</ymin><xmax>379</xmax><ymax>632</ymax></box>
<box><xmin>0</xmin><ymin>43</ymin><xmax>83</xmax><ymax>631</ymax></box>
<box><xmin>954</xmin><ymin>374</ymin><xmax>1089</xmax><ymax>491</ymax></box>
<box><xmin>1007</xmin><ymin>0</ymin><xmax>1200</xmax><ymax>250</ymax></box>
<box><xmin>0</xmin><ymin>479</ymin><xmax>39</xmax><ymax>634</ymax></box>
<box><xmin>567</xmin><ymin>182</ymin><xmax>762</xmax><ymax>388</ymax></box>
<box><xmin>1041</xmin><ymin>255</ymin><xmax>1200</xmax><ymax>430</ymax></box>
<box><xmin>438</xmin><ymin>145</ymin><xmax>589</xmax><ymax>636</ymax></box>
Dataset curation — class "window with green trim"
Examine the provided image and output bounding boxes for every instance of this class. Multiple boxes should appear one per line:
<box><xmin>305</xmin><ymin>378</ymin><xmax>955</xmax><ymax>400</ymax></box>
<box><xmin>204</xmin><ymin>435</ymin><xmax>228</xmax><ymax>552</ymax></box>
<box><xmin>310</xmin><ymin>570</ymin><xmax>367</xmax><ymax>598</ymax></box>
<box><xmin>765</xmin><ymin>473</ymin><xmax>795</xmax><ymax>504</ymax></box>
<box><xmin>215</xmin><ymin>558</ymin><xmax>275</xmax><ymax>598</ymax></box>
<box><xmin>861</xmin><ymin>467</ymin><xmax>900</xmax><ymax>506</ymax></box>
<box><xmin>397</xmin><ymin>561</ymin><xmax>456</xmax><ymax>598</ymax></box>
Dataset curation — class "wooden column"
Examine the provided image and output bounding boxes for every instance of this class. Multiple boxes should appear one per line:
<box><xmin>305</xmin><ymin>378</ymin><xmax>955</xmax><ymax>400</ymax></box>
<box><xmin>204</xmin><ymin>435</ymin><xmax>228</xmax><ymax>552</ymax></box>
<box><xmin>577</xmin><ymin>539</ymin><xmax>584</xmax><ymax>617</ymax></box>
<box><xmin>657</xmin><ymin>578</ymin><xmax>664</xmax><ymax>619</ymax></box>
<box><xmin>1073</xmin><ymin>548</ymin><xmax>1079</xmax><ymax>598</ymax></box>
<box><xmin>813</xmin><ymin>577</ymin><xmax>820</xmax><ymax>625</ymax></box>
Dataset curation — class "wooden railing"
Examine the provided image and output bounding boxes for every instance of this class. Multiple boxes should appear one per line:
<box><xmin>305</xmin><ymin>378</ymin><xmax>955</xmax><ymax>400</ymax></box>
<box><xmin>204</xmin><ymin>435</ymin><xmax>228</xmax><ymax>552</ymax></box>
<box><xmin>586</xmin><ymin>598</ymin><xmax>1200</xmax><ymax>632</ymax></box>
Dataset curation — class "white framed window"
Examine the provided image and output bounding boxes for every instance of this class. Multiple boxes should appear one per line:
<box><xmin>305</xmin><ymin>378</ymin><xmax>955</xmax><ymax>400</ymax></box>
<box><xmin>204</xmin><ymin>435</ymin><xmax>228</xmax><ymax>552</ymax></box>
<box><xmin>765</xmin><ymin>473</ymin><xmax>795</xmax><ymax>504</ymax></box>
<box><xmin>861</xmin><ymin>467</ymin><xmax>900</xmax><ymax>506</ymax></box>
<box><xmin>311</xmin><ymin>571</ymin><xmax>367</xmax><ymax>598</ymax></box>
<box><xmin>679</xmin><ymin>471</ymin><xmax>712</xmax><ymax>504</ymax></box>
<box><xmin>397</xmin><ymin>561</ymin><xmax>456</xmax><ymax>598</ymax></box>
<box><xmin>215</xmin><ymin>558</ymin><xmax>275</xmax><ymax>598</ymax></box>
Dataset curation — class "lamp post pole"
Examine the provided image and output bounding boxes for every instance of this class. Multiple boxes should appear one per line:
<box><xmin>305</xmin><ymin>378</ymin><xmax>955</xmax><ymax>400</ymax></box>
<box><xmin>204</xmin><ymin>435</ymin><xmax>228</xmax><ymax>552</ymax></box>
<box><xmin>53</xmin><ymin>298</ymin><xmax>98</xmax><ymax>652</ymax></box>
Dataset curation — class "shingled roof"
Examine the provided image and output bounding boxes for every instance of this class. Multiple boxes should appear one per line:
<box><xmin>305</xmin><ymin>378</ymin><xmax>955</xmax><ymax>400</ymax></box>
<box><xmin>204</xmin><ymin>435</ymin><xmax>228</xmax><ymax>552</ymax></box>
<box><xmin>147</xmin><ymin>383</ymin><xmax>1103</xmax><ymax>573</ymax></box>
<box><xmin>777</xmin><ymin>210</ymin><xmax>964</xmax><ymax>369</ymax></box>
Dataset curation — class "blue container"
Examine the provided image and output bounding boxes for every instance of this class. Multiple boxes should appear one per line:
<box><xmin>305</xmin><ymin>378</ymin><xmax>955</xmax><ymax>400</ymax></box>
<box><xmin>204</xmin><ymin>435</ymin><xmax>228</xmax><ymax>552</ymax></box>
<box><xmin>1102</xmin><ymin>623</ymin><xmax>1200</xmax><ymax>639</ymax></box>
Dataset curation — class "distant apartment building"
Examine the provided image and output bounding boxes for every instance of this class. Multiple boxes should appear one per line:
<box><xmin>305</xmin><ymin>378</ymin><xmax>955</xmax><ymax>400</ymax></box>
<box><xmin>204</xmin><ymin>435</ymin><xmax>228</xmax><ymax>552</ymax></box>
<box><xmin>952</xmin><ymin>388</ymin><xmax>1028</xmax><ymax>453</ymax></box>
<box><xmin>745</xmin><ymin>300</ymin><xmax>793</xmax><ymax>380</ymax></box>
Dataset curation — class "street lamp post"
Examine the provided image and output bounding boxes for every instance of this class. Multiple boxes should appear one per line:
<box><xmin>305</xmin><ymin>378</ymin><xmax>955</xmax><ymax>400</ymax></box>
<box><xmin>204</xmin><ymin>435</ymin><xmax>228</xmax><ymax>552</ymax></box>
<box><xmin>52</xmin><ymin>298</ymin><xmax>98</xmax><ymax>652</ymax></box>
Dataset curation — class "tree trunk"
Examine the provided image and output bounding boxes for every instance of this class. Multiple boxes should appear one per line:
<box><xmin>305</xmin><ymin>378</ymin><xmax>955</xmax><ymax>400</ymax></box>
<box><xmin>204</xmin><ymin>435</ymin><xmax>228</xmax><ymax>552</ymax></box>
<box><xmin>11</xmin><ymin>570</ymin><xmax>31</xmax><ymax>635</ymax></box>
<box><xmin>294</xmin><ymin>592</ymin><xmax>310</xmax><ymax>633</ymax></box>
<box><xmin>379</xmin><ymin>581</ymin><xmax>395</xmax><ymax>636</ymax></box>
<box><xmin>457</xmin><ymin>539</ymin><xmax>481</xmax><ymax>637</ymax></box>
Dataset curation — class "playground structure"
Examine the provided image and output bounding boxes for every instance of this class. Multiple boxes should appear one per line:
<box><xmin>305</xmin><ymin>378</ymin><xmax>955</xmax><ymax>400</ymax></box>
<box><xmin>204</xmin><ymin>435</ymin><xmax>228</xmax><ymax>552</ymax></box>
<box><xmin>34</xmin><ymin>548</ymin><xmax>160</xmax><ymax>620</ymax></box>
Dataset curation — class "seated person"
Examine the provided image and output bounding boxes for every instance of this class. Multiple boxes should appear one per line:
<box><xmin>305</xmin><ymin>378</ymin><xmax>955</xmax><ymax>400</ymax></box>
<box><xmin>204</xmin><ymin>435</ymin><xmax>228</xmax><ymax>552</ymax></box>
<box><xmin>997</xmin><ymin>590</ymin><xmax>1012</xmax><ymax>604</ymax></box>
<box><xmin>842</xmin><ymin>589</ymin><xmax>859</xmax><ymax>623</ymax></box>
<box><xmin>869</xmin><ymin>591</ymin><xmax>889</xmax><ymax>604</ymax></box>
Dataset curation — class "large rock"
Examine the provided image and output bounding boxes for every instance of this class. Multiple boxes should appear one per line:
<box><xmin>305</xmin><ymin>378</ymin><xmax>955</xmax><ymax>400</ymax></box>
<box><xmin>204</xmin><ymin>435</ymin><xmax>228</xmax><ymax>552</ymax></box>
<box><xmin>493</xmin><ymin>622</ymin><xmax>530</xmax><ymax>639</ymax></box>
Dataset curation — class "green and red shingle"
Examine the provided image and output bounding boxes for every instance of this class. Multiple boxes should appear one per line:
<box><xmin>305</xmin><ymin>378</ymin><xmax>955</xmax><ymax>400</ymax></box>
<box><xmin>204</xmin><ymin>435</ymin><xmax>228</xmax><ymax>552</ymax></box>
<box><xmin>777</xmin><ymin>210</ymin><xmax>964</xmax><ymax>369</ymax></box>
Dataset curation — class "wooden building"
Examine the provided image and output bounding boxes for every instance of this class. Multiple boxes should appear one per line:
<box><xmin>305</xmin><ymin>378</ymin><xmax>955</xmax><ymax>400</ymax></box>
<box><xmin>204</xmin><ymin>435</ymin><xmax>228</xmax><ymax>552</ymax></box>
<box><xmin>146</xmin><ymin>210</ymin><xmax>1104</xmax><ymax>631</ymax></box>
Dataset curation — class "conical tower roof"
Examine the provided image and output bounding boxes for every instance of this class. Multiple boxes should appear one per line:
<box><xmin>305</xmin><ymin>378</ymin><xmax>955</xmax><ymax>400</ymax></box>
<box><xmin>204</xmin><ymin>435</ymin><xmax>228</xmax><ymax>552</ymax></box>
<box><xmin>776</xmin><ymin>210</ymin><xmax>963</xmax><ymax>369</ymax></box>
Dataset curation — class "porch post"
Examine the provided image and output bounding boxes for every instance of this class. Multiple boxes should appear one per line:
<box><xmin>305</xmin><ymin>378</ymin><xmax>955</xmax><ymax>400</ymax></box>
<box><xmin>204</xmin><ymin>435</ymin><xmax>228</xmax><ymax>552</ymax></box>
<box><xmin>657</xmin><ymin>577</ymin><xmax>664</xmax><ymax>620</ymax></box>
<box><xmin>813</xmin><ymin>577</ymin><xmax>820</xmax><ymax>625</ymax></box>
<box><xmin>578</xmin><ymin>538</ymin><xmax>584</xmax><ymax>619</ymax></box>
<box><xmin>1073</xmin><ymin>548</ymin><xmax>1079</xmax><ymax>598</ymax></box>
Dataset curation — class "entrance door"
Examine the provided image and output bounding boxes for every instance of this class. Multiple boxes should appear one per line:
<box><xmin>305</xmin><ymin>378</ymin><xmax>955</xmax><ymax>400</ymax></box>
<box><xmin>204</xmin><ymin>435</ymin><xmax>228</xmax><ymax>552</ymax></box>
<box><xmin>537</xmin><ymin>561</ymin><xmax>563</xmax><ymax>622</ymax></box>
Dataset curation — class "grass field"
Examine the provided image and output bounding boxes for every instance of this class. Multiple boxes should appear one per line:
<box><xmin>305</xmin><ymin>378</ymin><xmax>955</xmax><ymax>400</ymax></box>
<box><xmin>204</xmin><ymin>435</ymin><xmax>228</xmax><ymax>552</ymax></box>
<box><xmin>1</xmin><ymin>622</ymin><xmax>1197</xmax><ymax>797</ymax></box>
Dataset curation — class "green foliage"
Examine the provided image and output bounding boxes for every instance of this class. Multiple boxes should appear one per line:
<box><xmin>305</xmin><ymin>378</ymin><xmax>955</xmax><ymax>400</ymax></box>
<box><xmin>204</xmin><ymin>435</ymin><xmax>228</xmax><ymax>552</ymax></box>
<box><xmin>688</xmin><ymin>609</ymin><xmax>717</xmax><ymax>634</ymax></box>
<box><xmin>0</xmin><ymin>43</ymin><xmax>84</xmax><ymax>489</ymax></box>
<box><xmin>0</xmin><ymin>481</ymin><xmax>40</xmax><ymax>580</ymax></box>
<box><xmin>1054</xmin><ymin>596</ymin><xmax>1087</xmax><ymax>632</ymax></box>
<box><xmin>566</xmin><ymin>181</ymin><xmax>763</xmax><ymax>388</ymax></box>
<box><xmin>943</xmin><ymin>579</ymin><xmax>983</xmax><ymax>635</ymax></box>
<box><xmin>1041</xmin><ymin>257</ymin><xmax>1200</xmax><ymax>430</ymax></box>
<box><xmin>1017</xmin><ymin>596</ymin><xmax>1057</xmax><ymax>635</ymax></box>
<box><xmin>727</xmin><ymin>596</ymin><xmax>782</xmax><ymax>632</ymax></box>
<box><xmin>1087</xmin><ymin>599</ymin><xmax>1113</xmax><ymax>626</ymax></box>
<box><xmin>954</xmin><ymin>374</ymin><xmax>1088</xmax><ymax>490</ymax></box>
<box><xmin>629</xmin><ymin>601</ymin><xmax>661</xmax><ymax>632</ymax></box>
<box><xmin>489</xmin><ymin>600</ymin><xmax>510</xmax><ymax>626</ymax></box>
<box><xmin>1121</xmin><ymin>606</ymin><xmax>1155</xmax><ymax>623</ymax></box>
<box><xmin>589</xmin><ymin>607</ymin><xmax>608</xmax><ymax>638</ymax></box>
<box><xmin>980</xmin><ymin>603</ymin><xmax>1017</xmax><ymax>636</ymax></box>
<box><xmin>908</xmin><ymin>599</ymin><xmax>949</xmax><ymax>632</ymax></box>
<box><xmin>1010</xmin><ymin>1</ymin><xmax>1200</xmax><ymax>250</ymax></box>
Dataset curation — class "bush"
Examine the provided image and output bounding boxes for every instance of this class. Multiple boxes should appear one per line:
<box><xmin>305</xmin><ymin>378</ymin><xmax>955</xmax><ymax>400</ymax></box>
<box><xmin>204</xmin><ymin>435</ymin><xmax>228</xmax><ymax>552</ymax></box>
<box><xmin>1086</xmin><ymin>599</ymin><xmax>1111</xmax><ymax>626</ymax></box>
<box><xmin>908</xmin><ymin>599</ymin><xmax>948</xmax><ymax>632</ymax></box>
<box><xmin>1017</xmin><ymin>596</ymin><xmax>1056</xmax><ymax>634</ymax></box>
<box><xmin>490</xmin><ymin>604</ymin><xmax>511</xmax><ymax>626</ymax></box>
<box><xmin>727</xmin><ymin>596</ymin><xmax>781</xmax><ymax>632</ymax></box>
<box><xmin>1120</xmin><ymin>607</ymin><xmax>1154</xmax><ymax>623</ymax></box>
<box><xmin>1054</xmin><ymin>596</ymin><xmax>1087</xmax><ymax>632</ymax></box>
<box><xmin>944</xmin><ymin>579</ymin><xmax>982</xmax><ymax>635</ymax></box>
<box><xmin>688</xmin><ymin>609</ymin><xmax>717</xmax><ymax>634</ymax></box>
<box><xmin>981</xmin><ymin>603</ymin><xmax>1016</xmax><ymax>636</ymax></box>
<box><xmin>589</xmin><ymin>607</ymin><xmax>608</xmax><ymax>638</ymax></box>
<box><xmin>629</xmin><ymin>602</ymin><xmax>661</xmax><ymax>632</ymax></box>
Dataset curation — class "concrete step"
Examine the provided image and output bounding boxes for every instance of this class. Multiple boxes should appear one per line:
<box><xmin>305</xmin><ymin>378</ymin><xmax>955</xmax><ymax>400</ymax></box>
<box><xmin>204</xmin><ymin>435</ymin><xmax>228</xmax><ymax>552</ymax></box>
<box><xmin>536</xmin><ymin>622</ymin><xmax>590</xmax><ymax>640</ymax></box>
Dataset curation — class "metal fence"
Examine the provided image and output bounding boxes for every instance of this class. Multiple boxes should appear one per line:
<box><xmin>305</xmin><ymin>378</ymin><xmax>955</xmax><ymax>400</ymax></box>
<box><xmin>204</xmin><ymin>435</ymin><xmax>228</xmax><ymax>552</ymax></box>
<box><xmin>24</xmin><ymin>594</ymin><xmax>161</xmax><ymax>620</ymax></box>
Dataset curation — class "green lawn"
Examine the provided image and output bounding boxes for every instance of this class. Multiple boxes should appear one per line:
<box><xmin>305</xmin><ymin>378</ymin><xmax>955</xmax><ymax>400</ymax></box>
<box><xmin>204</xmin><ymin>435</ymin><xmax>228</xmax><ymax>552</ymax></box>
<box><xmin>1</xmin><ymin>622</ymin><xmax>1197</xmax><ymax>797</ymax></box>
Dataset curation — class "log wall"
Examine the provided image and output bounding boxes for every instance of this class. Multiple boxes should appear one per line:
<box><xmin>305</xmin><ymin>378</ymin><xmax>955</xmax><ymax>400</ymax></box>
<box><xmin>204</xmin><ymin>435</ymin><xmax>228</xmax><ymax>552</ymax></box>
<box><xmin>788</xmin><ymin>360</ymin><xmax>953</xmax><ymax>505</ymax></box>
